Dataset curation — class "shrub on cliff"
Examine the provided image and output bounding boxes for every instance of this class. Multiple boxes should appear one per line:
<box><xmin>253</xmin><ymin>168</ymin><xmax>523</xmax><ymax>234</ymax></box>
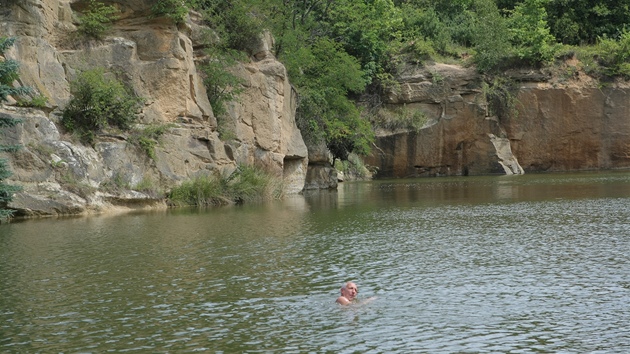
<box><xmin>61</xmin><ymin>68</ymin><xmax>143</xmax><ymax>145</ymax></box>
<box><xmin>77</xmin><ymin>0</ymin><xmax>119</xmax><ymax>40</ymax></box>
<box><xmin>507</xmin><ymin>0</ymin><xmax>557</xmax><ymax>66</ymax></box>
<box><xmin>0</xmin><ymin>36</ymin><xmax>29</xmax><ymax>220</ymax></box>
<box><xmin>593</xmin><ymin>30</ymin><xmax>630</xmax><ymax>78</ymax></box>
<box><xmin>151</xmin><ymin>0</ymin><xmax>189</xmax><ymax>25</ymax></box>
<box><xmin>0</xmin><ymin>37</ymin><xmax>31</xmax><ymax>101</ymax></box>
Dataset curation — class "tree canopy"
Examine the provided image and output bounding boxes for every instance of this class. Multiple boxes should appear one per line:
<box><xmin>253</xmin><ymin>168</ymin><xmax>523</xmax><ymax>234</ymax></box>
<box><xmin>176</xmin><ymin>0</ymin><xmax>630</xmax><ymax>160</ymax></box>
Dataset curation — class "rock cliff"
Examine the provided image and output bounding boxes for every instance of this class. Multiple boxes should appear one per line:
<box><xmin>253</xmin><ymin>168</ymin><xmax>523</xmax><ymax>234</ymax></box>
<box><xmin>0</xmin><ymin>0</ymin><xmax>307</xmax><ymax>217</ymax></box>
<box><xmin>2</xmin><ymin>1</ymin><xmax>629</xmax><ymax>218</ymax></box>
<box><xmin>365</xmin><ymin>63</ymin><xmax>630</xmax><ymax>177</ymax></box>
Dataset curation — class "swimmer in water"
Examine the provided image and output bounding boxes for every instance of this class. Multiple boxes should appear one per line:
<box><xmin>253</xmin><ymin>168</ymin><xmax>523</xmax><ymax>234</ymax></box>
<box><xmin>336</xmin><ymin>281</ymin><xmax>358</xmax><ymax>305</ymax></box>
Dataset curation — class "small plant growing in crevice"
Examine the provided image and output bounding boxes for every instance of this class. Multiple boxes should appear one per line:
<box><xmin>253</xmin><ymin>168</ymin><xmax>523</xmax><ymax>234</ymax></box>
<box><xmin>151</xmin><ymin>0</ymin><xmax>189</xmax><ymax>25</ymax></box>
<box><xmin>199</xmin><ymin>48</ymin><xmax>245</xmax><ymax>118</ymax></box>
<box><xmin>58</xmin><ymin>171</ymin><xmax>96</xmax><ymax>199</ymax></box>
<box><xmin>61</xmin><ymin>68</ymin><xmax>143</xmax><ymax>145</ymax></box>
<box><xmin>129</xmin><ymin>123</ymin><xmax>174</xmax><ymax>160</ymax></box>
<box><xmin>101</xmin><ymin>172</ymin><xmax>130</xmax><ymax>193</ymax></box>
<box><xmin>480</xmin><ymin>76</ymin><xmax>520</xmax><ymax>120</ymax></box>
<box><xmin>133</xmin><ymin>176</ymin><xmax>162</xmax><ymax>197</ymax></box>
<box><xmin>15</xmin><ymin>94</ymin><xmax>48</xmax><ymax>108</ymax></box>
<box><xmin>77</xmin><ymin>0</ymin><xmax>119</xmax><ymax>40</ymax></box>
<box><xmin>334</xmin><ymin>153</ymin><xmax>371</xmax><ymax>180</ymax></box>
<box><xmin>370</xmin><ymin>104</ymin><xmax>428</xmax><ymax>132</ymax></box>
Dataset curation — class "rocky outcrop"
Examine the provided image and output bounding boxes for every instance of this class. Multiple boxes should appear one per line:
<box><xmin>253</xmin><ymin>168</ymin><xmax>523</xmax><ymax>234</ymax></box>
<box><xmin>503</xmin><ymin>84</ymin><xmax>630</xmax><ymax>172</ymax></box>
<box><xmin>366</xmin><ymin>63</ymin><xmax>630</xmax><ymax>177</ymax></box>
<box><xmin>0</xmin><ymin>0</ymin><xmax>307</xmax><ymax>217</ymax></box>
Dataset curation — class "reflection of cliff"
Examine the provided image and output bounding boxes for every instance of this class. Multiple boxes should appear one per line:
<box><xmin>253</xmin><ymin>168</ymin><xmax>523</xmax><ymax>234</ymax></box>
<box><xmin>0</xmin><ymin>1</ymin><xmax>307</xmax><ymax>216</ymax></box>
<box><xmin>365</xmin><ymin>64</ymin><xmax>630</xmax><ymax>178</ymax></box>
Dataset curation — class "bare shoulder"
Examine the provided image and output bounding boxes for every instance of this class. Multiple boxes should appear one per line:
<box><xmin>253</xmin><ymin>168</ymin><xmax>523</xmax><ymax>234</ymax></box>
<box><xmin>336</xmin><ymin>296</ymin><xmax>350</xmax><ymax>305</ymax></box>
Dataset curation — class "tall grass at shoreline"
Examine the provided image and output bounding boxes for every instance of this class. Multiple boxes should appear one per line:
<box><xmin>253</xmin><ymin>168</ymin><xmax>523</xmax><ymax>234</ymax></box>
<box><xmin>168</xmin><ymin>165</ymin><xmax>283</xmax><ymax>206</ymax></box>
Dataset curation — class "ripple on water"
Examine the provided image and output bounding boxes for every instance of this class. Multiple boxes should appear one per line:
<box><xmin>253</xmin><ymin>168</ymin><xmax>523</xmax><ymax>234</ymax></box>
<box><xmin>2</xmin><ymin>186</ymin><xmax>630</xmax><ymax>352</ymax></box>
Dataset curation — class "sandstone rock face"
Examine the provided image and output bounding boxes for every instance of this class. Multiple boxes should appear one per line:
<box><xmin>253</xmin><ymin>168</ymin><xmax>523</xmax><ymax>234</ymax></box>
<box><xmin>0</xmin><ymin>0</ymin><xmax>308</xmax><ymax>217</ymax></box>
<box><xmin>365</xmin><ymin>63</ymin><xmax>630</xmax><ymax>177</ymax></box>
<box><xmin>303</xmin><ymin>143</ymin><xmax>337</xmax><ymax>190</ymax></box>
<box><xmin>505</xmin><ymin>85</ymin><xmax>630</xmax><ymax>172</ymax></box>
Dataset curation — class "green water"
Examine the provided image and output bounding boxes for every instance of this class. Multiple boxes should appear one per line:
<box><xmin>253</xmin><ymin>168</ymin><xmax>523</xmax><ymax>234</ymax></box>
<box><xmin>1</xmin><ymin>172</ymin><xmax>630</xmax><ymax>352</ymax></box>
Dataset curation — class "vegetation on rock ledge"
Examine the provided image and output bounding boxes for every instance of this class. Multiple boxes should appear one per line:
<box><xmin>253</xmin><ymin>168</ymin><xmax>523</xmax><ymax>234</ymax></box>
<box><xmin>168</xmin><ymin>165</ymin><xmax>283</xmax><ymax>206</ymax></box>
<box><xmin>0</xmin><ymin>36</ymin><xmax>29</xmax><ymax>221</ymax></box>
<box><xmin>184</xmin><ymin>0</ymin><xmax>630</xmax><ymax>162</ymax></box>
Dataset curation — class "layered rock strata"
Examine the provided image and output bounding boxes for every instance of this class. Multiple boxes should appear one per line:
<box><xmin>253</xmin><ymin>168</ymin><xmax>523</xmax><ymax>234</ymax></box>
<box><xmin>0</xmin><ymin>0</ymin><xmax>307</xmax><ymax>216</ymax></box>
<box><xmin>365</xmin><ymin>63</ymin><xmax>630</xmax><ymax>177</ymax></box>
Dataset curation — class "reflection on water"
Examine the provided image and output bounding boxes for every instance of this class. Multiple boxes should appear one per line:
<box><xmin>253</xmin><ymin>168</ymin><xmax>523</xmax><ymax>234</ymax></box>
<box><xmin>1</xmin><ymin>172</ymin><xmax>630</xmax><ymax>352</ymax></box>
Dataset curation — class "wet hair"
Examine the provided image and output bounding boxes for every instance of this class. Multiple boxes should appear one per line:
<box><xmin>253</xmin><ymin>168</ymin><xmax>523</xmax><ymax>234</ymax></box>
<box><xmin>341</xmin><ymin>281</ymin><xmax>357</xmax><ymax>293</ymax></box>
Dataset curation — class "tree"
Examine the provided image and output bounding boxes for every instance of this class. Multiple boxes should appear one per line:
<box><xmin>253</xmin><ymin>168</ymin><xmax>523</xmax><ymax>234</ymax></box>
<box><xmin>471</xmin><ymin>0</ymin><xmax>512</xmax><ymax>72</ymax></box>
<box><xmin>507</xmin><ymin>0</ymin><xmax>557</xmax><ymax>65</ymax></box>
<box><xmin>0</xmin><ymin>36</ymin><xmax>28</xmax><ymax>220</ymax></box>
<box><xmin>288</xmin><ymin>37</ymin><xmax>374</xmax><ymax>163</ymax></box>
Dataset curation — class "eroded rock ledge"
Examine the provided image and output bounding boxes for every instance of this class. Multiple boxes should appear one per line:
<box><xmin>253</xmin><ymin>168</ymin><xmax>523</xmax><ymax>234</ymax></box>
<box><xmin>0</xmin><ymin>0</ymin><xmax>308</xmax><ymax>217</ymax></box>
<box><xmin>366</xmin><ymin>63</ymin><xmax>630</xmax><ymax>178</ymax></box>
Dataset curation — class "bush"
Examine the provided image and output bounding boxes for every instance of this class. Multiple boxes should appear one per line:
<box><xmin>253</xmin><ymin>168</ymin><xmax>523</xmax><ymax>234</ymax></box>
<box><xmin>16</xmin><ymin>94</ymin><xmax>48</xmax><ymax>108</ymax></box>
<box><xmin>199</xmin><ymin>48</ymin><xmax>245</xmax><ymax>118</ymax></box>
<box><xmin>288</xmin><ymin>37</ymin><xmax>374</xmax><ymax>163</ymax></box>
<box><xmin>168</xmin><ymin>165</ymin><xmax>282</xmax><ymax>206</ymax></box>
<box><xmin>481</xmin><ymin>76</ymin><xmax>519</xmax><ymax>120</ymax></box>
<box><xmin>61</xmin><ymin>68</ymin><xmax>143</xmax><ymax>145</ymax></box>
<box><xmin>151</xmin><ymin>0</ymin><xmax>189</xmax><ymax>25</ymax></box>
<box><xmin>129</xmin><ymin>124</ymin><xmax>173</xmax><ymax>160</ymax></box>
<box><xmin>77</xmin><ymin>0</ymin><xmax>119</xmax><ymax>39</ymax></box>
<box><xmin>507</xmin><ymin>0</ymin><xmax>557</xmax><ymax>66</ymax></box>
<box><xmin>0</xmin><ymin>36</ymin><xmax>28</xmax><ymax>220</ymax></box>
<box><xmin>202</xmin><ymin>1</ymin><xmax>264</xmax><ymax>53</ymax></box>
<box><xmin>594</xmin><ymin>31</ymin><xmax>630</xmax><ymax>78</ymax></box>
<box><xmin>371</xmin><ymin>104</ymin><xmax>428</xmax><ymax>132</ymax></box>
<box><xmin>471</xmin><ymin>0</ymin><xmax>512</xmax><ymax>73</ymax></box>
<box><xmin>0</xmin><ymin>37</ymin><xmax>32</xmax><ymax>101</ymax></box>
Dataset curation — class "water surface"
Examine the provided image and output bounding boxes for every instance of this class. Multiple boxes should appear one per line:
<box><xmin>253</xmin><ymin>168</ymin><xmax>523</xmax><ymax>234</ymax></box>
<box><xmin>1</xmin><ymin>172</ymin><xmax>630</xmax><ymax>352</ymax></box>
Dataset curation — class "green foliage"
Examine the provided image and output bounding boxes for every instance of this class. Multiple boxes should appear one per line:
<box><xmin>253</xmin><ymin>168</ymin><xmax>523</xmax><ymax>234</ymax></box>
<box><xmin>593</xmin><ymin>31</ymin><xmax>630</xmax><ymax>78</ymax></box>
<box><xmin>507</xmin><ymin>0</ymin><xmax>557</xmax><ymax>65</ymax></box>
<box><xmin>199</xmin><ymin>48</ymin><xmax>245</xmax><ymax>118</ymax></box>
<box><xmin>77</xmin><ymin>0</ymin><xmax>119</xmax><ymax>39</ymax></box>
<box><xmin>201</xmin><ymin>0</ymin><xmax>264</xmax><ymax>53</ymax></box>
<box><xmin>481</xmin><ymin>76</ymin><xmax>519</xmax><ymax>120</ymax></box>
<box><xmin>151</xmin><ymin>0</ymin><xmax>189</xmax><ymax>25</ymax></box>
<box><xmin>133</xmin><ymin>175</ymin><xmax>161</xmax><ymax>195</ymax></box>
<box><xmin>288</xmin><ymin>37</ymin><xmax>374</xmax><ymax>162</ymax></box>
<box><xmin>371</xmin><ymin>104</ymin><xmax>428</xmax><ymax>132</ymax></box>
<box><xmin>61</xmin><ymin>68</ymin><xmax>143</xmax><ymax>145</ymax></box>
<box><xmin>168</xmin><ymin>174</ymin><xmax>226</xmax><ymax>206</ymax></box>
<box><xmin>168</xmin><ymin>165</ymin><xmax>282</xmax><ymax>206</ymax></box>
<box><xmin>193</xmin><ymin>0</ymin><xmax>630</xmax><ymax>167</ymax></box>
<box><xmin>0</xmin><ymin>36</ymin><xmax>26</xmax><ymax>220</ymax></box>
<box><xmin>325</xmin><ymin>0</ymin><xmax>402</xmax><ymax>85</ymax></box>
<box><xmin>15</xmin><ymin>94</ymin><xmax>48</xmax><ymax>108</ymax></box>
<box><xmin>334</xmin><ymin>153</ymin><xmax>370</xmax><ymax>180</ymax></box>
<box><xmin>545</xmin><ymin>0</ymin><xmax>630</xmax><ymax>45</ymax></box>
<box><xmin>0</xmin><ymin>116</ymin><xmax>22</xmax><ymax>220</ymax></box>
<box><xmin>129</xmin><ymin>124</ymin><xmax>173</xmax><ymax>160</ymax></box>
<box><xmin>0</xmin><ymin>37</ymin><xmax>32</xmax><ymax>102</ymax></box>
<box><xmin>471</xmin><ymin>0</ymin><xmax>512</xmax><ymax>72</ymax></box>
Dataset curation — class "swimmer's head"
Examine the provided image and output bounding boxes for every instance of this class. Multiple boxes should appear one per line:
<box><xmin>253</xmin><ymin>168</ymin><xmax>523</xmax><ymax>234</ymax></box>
<box><xmin>341</xmin><ymin>281</ymin><xmax>358</xmax><ymax>301</ymax></box>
